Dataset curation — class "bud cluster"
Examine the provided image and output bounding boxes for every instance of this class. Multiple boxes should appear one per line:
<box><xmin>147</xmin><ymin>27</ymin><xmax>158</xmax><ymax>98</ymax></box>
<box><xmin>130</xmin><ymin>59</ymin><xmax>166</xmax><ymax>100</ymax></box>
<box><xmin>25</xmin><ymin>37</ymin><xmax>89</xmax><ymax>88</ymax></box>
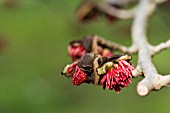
<box><xmin>61</xmin><ymin>36</ymin><xmax>135</xmax><ymax>93</ymax></box>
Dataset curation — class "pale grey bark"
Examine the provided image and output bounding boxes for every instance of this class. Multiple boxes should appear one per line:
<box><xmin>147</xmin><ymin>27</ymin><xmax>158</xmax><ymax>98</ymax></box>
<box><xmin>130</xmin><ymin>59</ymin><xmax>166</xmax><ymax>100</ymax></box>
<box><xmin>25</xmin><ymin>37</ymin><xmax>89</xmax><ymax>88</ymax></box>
<box><xmin>91</xmin><ymin>0</ymin><xmax>170</xmax><ymax>96</ymax></box>
<box><xmin>131</xmin><ymin>0</ymin><xmax>170</xmax><ymax>96</ymax></box>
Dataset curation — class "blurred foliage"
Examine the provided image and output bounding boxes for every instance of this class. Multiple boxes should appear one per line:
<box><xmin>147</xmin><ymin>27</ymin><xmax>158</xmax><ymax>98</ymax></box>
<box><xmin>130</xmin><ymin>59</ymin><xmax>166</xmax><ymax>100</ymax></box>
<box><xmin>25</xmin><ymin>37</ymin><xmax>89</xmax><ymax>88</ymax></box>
<box><xmin>0</xmin><ymin>0</ymin><xmax>170</xmax><ymax>113</ymax></box>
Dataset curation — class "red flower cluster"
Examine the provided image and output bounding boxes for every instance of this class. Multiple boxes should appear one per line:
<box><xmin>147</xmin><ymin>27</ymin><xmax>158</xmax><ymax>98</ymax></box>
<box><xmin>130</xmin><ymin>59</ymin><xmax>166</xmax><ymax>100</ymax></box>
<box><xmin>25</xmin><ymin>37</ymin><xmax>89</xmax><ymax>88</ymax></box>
<box><xmin>67</xmin><ymin>62</ymin><xmax>87</xmax><ymax>86</ymax></box>
<box><xmin>68</xmin><ymin>42</ymin><xmax>113</xmax><ymax>61</ymax></box>
<box><xmin>64</xmin><ymin>39</ymin><xmax>135</xmax><ymax>93</ymax></box>
<box><xmin>100</xmin><ymin>60</ymin><xmax>135</xmax><ymax>92</ymax></box>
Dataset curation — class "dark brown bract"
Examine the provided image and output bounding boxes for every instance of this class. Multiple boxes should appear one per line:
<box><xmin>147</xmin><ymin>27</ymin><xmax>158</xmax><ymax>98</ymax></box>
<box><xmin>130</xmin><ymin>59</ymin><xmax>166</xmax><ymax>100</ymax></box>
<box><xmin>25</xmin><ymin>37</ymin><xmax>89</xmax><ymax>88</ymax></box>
<box><xmin>78</xmin><ymin>53</ymin><xmax>97</xmax><ymax>73</ymax></box>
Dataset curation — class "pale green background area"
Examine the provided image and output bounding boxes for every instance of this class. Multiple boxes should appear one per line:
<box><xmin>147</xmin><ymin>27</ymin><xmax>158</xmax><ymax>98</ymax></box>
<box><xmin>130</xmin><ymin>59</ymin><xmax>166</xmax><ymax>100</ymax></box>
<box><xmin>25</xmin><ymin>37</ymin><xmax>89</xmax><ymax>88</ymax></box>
<box><xmin>0</xmin><ymin>0</ymin><xmax>170</xmax><ymax>113</ymax></box>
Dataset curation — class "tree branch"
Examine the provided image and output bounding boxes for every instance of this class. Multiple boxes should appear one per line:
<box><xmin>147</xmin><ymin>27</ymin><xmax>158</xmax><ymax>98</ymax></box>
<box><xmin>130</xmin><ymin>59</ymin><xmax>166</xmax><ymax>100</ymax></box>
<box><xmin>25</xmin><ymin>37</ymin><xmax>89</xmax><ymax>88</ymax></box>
<box><xmin>131</xmin><ymin>0</ymin><xmax>170</xmax><ymax>96</ymax></box>
<box><xmin>72</xmin><ymin>0</ymin><xmax>170</xmax><ymax>96</ymax></box>
<box><xmin>89</xmin><ymin>0</ymin><xmax>170</xmax><ymax>96</ymax></box>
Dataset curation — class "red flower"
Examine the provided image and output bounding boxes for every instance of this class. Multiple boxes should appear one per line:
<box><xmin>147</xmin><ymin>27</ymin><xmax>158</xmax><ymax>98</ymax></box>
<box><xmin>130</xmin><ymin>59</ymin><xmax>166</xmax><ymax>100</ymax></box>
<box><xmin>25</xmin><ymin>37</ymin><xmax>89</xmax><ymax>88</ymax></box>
<box><xmin>72</xmin><ymin>66</ymin><xmax>87</xmax><ymax>86</ymax></box>
<box><xmin>100</xmin><ymin>60</ymin><xmax>134</xmax><ymax>92</ymax></box>
<box><xmin>68</xmin><ymin>45</ymin><xmax>87</xmax><ymax>61</ymax></box>
<box><xmin>66</xmin><ymin>61</ymin><xmax>87</xmax><ymax>86</ymax></box>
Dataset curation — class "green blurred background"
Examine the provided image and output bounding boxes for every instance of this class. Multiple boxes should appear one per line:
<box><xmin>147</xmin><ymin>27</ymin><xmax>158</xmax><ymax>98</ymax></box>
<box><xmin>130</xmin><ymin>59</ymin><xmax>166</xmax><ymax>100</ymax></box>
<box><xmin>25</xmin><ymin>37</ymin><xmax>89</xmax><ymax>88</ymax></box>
<box><xmin>0</xmin><ymin>0</ymin><xmax>170</xmax><ymax>113</ymax></box>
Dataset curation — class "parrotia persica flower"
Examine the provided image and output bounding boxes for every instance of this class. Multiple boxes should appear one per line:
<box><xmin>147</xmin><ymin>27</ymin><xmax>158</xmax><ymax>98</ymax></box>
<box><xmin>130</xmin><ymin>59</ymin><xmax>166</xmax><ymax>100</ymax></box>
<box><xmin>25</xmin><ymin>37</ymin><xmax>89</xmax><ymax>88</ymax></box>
<box><xmin>100</xmin><ymin>60</ymin><xmax>135</xmax><ymax>92</ymax></box>
<box><xmin>62</xmin><ymin>53</ymin><xmax>135</xmax><ymax>93</ymax></box>
<box><xmin>68</xmin><ymin>44</ymin><xmax>87</xmax><ymax>61</ymax></box>
<box><xmin>68</xmin><ymin>36</ymin><xmax>113</xmax><ymax>61</ymax></box>
<box><xmin>67</xmin><ymin>61</ymin><xmax>87</xmax><ymax>86</ymax></box>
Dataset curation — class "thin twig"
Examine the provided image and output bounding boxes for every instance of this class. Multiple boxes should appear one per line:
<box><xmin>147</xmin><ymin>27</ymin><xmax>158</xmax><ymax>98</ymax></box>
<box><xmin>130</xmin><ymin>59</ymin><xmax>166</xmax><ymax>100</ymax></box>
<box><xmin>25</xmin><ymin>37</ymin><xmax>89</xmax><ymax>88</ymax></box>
<box><xmin>97</xmin><ymin>3</ymin><xmax>136</xmax><ymax>19</ymax></box>
<box><xmin>151</xmin><ymin>39</ymin><xmax>170</xmax><ymax>56</ymax></box>
<box><xmin>105</xmin><ymin>0</ymin><xmax>136</xmax><ymax>6</ymax></box>
<box><xmin>97</xmin><ymin>0</ymin><xmax>158</xmax><ymax>20</ymax></box>
<box><xmin>95</xmin><ymin>35</ymin><xmax>138</xmax><ymax>54</ymax></box>
<box><xmin>92</xmin><ymin>36</ymin><xmax>98</xmax><ymax>54</ymax></box>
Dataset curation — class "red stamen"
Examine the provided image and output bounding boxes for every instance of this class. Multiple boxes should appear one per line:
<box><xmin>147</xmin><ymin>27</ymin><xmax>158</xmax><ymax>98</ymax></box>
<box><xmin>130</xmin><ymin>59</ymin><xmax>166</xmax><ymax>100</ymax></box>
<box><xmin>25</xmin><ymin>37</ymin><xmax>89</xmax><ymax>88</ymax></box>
<box><xmin>100</xmin><ymin>60</ymin><xmax>134</xmax><ymax>92</ymax></box>
<box><xmin>72</xmin><ymin>66</ymin><xmax>87</xmax><ymax>86</ymax></box>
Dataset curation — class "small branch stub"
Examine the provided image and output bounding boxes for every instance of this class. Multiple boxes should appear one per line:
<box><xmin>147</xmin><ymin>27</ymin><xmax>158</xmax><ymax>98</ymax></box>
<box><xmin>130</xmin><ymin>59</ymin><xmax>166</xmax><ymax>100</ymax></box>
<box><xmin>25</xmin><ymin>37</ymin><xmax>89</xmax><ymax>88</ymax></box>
<box><xmin>137</xmin><ymin>84</ymin><xmax>149</xmax><ymax>96</ymax></box>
